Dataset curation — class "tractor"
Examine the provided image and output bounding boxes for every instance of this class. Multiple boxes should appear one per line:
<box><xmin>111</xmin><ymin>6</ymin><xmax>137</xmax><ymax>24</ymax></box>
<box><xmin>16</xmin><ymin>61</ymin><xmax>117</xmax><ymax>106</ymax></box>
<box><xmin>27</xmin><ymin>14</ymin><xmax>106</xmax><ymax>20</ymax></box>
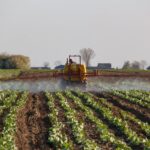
<box><xmin>61</xmin><ymin>55</ymin><xmax>87</xmax><ymax>89</ymax></box>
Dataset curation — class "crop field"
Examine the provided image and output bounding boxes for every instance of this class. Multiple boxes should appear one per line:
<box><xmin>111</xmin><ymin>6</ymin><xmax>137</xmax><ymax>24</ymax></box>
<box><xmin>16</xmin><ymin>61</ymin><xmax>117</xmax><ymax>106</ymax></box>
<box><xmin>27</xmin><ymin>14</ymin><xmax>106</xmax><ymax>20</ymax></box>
<box><xmin>0</xmin><ymin>89</ymin><xmax>150</xmax><ymax>150</ymax></box>
<box><xmin>1</xmin><ymin>69</ymin><xmax>150</xmax><ymax>81</ymax></box>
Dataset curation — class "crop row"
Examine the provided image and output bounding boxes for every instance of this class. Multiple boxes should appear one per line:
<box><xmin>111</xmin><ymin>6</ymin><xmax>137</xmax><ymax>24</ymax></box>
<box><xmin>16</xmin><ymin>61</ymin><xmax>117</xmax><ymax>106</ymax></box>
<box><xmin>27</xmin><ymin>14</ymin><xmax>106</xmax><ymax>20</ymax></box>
<box><xmin>0</xmin><ymin>89</ymin><xmax>149</xmax><ymax>150</ymax></box>
<box><xmin>0</xmin><ymin>91</ymin><xmax>28</xmax><ymax>150</ymax></box>
<box><xmin>74</xmin><ymin>90</ymin><xmax>150</xmax><ymax>149</ymax></box>
<box><xmin>87</xmin><ymin>93</ymin><xmax>150</xmax><ymax>138</ymax></box>
<box><xmin>64</xmin><ymin>90</ymin><xmax>131</xmax><ymax>150</ymax></box>
<box><xmin>115</xmin><ymin>90</ymin><xmax>150</xmax><ymax>103</ymax></box>
<box><xmin>111</xmin><ymin>90</ymin><xmax>150</xmax><ymax>109</ymax></box>
<box><xmin>0</xmin><ymin>91</ymin><xmax>18</xmax><ymax>115</ymax></box>
<box><xmin>45</xmin><ymin>92</ymin><xmax>73</xmax><ymax>149</ymax></box>
<box><xmin>55</xmin><ymin>92</ymin><xmax>100</xmax><ymax>149</ymax></box>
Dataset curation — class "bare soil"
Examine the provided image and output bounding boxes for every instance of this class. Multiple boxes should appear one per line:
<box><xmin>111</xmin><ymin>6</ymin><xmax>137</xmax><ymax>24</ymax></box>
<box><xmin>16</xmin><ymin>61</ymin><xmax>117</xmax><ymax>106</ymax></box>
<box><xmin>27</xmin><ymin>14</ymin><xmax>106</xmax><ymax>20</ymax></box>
<box><xmin>94</xmin><ymin>92</ymin><xmax>150</xmax><ymax>124</ymax></box>
<box><xmin>63</xmin><ymin>93</ymin><xmax>116</xmax><ymax>150</ymax></box>
<box><xmin>53</xmin><ymin>96</ymin><xmax>80</xmax><ymax>149</ymax></box>
<box><xmin>15</xmin><ymin>92</ymin><xmax>52</xmax><ymax>150</ymax></box>
<box><xmin>90</xmin><ymin>93</ymin><xmax>148</xmax><ymax>139</ymax></box>
<box><xmin>1</xmin><ymin>90</ymin><xmax>148</xmax><ymax>150</ymax></box>
<box><xmin>73</xmin><ymin>92</ymin><xmax>144</xmax><ymax>150</ymax></box>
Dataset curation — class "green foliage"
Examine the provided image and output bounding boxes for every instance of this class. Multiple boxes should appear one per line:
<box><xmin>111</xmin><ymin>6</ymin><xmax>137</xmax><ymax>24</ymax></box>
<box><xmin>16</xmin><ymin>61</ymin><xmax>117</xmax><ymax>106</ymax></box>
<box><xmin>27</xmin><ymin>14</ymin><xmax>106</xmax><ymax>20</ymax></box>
<box><xmin>0</xmin><ymin>54</ymin><xmax>30</xmax><ymax>69</ymax></box>
<box><xmin>0</xmin><ymin>69</ymin><xmax>21</xmax><ymax>80</ymax></box>
<box><xmin>65</xmin><ymin>90</ymin><xmax>131</xmax><ymax>150</ymax></box>
<box><xmin>45</xmin><ymin>92</ymin><xmax>73</xmax><ymax>149</ymax></box>
<box><xmin>112</xmin><ymin>90</ymin><xmax>150</xmax><ymax>109</ymax></box>
<box><xmin>0</xmin><ymin>90</ymin><xmax>149</xmax><ymax>149</ymax></box>
<box><xmin>88</xmin><ymin>92</ymin><xmax>150</xmax><ymax>138</ymax></box>
<box><xmin>55</xmin><ymin>92</ymin><xmax>99</xmax><ymax>149</ymax></box>
<box><xmin>75</xmin><ymin>90</ymin><xmax>150</xmax><ymax>149</ymax></box>
<box><xmin>0</xmin><ymin>91</ymin><xmax>28</xmax><ymax>150</ymax></box>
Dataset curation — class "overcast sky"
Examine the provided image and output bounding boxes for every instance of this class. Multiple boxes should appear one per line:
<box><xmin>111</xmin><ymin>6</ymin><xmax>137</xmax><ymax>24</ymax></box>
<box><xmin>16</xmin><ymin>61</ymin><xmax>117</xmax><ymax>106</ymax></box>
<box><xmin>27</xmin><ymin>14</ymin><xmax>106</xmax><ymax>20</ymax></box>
<box><xmin>0</xmin><ymin>0</ymin><xmax>150</xmax><ymax>68</ymax></box>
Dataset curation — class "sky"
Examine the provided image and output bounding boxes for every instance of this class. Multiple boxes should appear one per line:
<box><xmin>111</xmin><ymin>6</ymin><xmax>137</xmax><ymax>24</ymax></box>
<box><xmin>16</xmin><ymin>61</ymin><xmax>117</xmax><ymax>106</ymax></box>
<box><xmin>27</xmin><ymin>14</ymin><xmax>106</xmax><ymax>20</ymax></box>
<box><xmin>0</xmin><ymin>0</ymin><xmax>150</xmax><ymax>68</ymax></box>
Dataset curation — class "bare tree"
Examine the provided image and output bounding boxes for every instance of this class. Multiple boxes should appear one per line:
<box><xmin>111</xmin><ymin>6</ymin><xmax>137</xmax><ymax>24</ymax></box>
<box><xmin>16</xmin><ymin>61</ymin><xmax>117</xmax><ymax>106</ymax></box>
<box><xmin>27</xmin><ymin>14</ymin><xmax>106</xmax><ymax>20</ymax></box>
<box><xmin>122</xmin><ymin>60</ymin><xmax>148</xmax><ymax>70</ymax></box>
<box><xmin>80</xmin><ymin>48</ymin><xmax>95</xmax><ymax>67</ymax></box>
<box><xmin>131</xmin><ymin>61</ymin><xmax>141</xmax><ymax>69</ymax></box>
<box><xmin>122</xmin><ymin>61</ymin><xmax>131</xmax><ymax>69</ymax></box>
<box><xmin>54</xmin><ymin>60</ymin><xmax>62</xmax><ymax>67</ymax></box>
<box><xmin>140</xmin><ymin>60</ymin><xmax>147</xmax><ymax>69</ymax></box>
<box><xmin>43</xmin><ymin>62</ymin><xmax>50</xmax><ymax>68</ymax></box>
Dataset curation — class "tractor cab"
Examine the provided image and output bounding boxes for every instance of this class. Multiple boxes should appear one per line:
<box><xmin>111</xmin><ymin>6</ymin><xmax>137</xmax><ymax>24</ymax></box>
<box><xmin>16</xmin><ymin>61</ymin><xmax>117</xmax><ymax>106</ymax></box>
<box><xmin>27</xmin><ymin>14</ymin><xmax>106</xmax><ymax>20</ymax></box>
<box><xmin>62</xmin><ymin>55</ymin><xmax>87</xmax><ymax>89</ymax></box>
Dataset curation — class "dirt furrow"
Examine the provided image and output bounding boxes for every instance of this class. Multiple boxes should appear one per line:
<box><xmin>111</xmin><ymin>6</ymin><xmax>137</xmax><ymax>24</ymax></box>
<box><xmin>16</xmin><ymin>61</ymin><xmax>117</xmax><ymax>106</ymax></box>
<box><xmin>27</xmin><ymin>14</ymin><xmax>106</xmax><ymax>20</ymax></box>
<box><xmin>93</xmin><ymin>92</ymin><xmax>150</xmax><ymax>124</ymax></box>
<box><xmin>15</xmin><ymin>92</ymin><xmax>51</xmax><ymax>150</ymax></box>
<box><xmin>53</xmin><ymin>96</ymin><xmax>80</xmax><ymax>149</ymax></box>
<box><xmin>63</xmin><ymin>93</ymin><xmax>114</xmax><ymax>150</ymax></box>
<box><xmin>73</xmin><ymin>92</ymin><xmax>144</xmax><ymax>150</ymax></box>
<box><xmin>90</xmin><ymin>93</ymin><xmax>149</xmax><ymax>139</ymax></box>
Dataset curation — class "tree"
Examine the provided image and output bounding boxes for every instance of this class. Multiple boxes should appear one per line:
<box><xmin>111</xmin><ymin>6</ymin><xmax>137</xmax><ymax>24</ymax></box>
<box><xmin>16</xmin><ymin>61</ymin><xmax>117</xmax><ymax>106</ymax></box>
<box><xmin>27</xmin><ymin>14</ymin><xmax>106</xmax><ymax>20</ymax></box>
<box><xmin>0</xmin><ymin>53</ymin><xmax>9</xmax><ymax>68</ymax></box>
<box><xmin>122</xmin><ymin>61</ymin><xmax>131</xmax><ymax>69</ymax></box>
<box><xmin>131</xmin><ymin>61</ymin><xmax>141</xmax><ymax>69</ymax></box>
<box><xmin>54</xmin><ymin>60</ymin><xmax>62</xmax><ymax>67</ymax></box>
<box><xmin>80</xmin><ymin>48</ymin><xmax>95</xmax><ymax>67</ymax></box>
<box><xmin>140</xmin><ymin>60</ymin><xmax>147</xmax><ymax>69</ymax></box>
<box><xmin>0</xmin><ymin>54</ymin><xmax>30</xmax><ymax>69</ymax></box>
<box><xmin>43</xmin><ymin>62</ymin><xmax>50</xmax><ymax>68</ymax></box>
<box><xmin>122</xmin><ymin>60</ymin><xmax>147</xmax><ymax>70</ymax></box>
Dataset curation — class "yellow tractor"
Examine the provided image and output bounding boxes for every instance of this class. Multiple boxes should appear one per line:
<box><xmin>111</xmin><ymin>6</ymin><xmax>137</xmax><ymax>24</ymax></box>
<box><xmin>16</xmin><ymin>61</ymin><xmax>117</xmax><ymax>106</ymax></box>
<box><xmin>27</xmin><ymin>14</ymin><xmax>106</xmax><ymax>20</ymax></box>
<box><xmin>61</xmin><ymin>55</ymin><xmax>87</xmax><ymax>89</ymax></box>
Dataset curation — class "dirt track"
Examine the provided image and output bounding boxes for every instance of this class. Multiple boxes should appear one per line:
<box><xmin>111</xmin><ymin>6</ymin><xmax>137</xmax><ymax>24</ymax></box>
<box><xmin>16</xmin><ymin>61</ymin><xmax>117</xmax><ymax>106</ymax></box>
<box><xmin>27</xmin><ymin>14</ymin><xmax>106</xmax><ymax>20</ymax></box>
<box><xmin>15</xmin><ymin>93</ymin><xmax>51</xmax><ymax>150</ymax></box>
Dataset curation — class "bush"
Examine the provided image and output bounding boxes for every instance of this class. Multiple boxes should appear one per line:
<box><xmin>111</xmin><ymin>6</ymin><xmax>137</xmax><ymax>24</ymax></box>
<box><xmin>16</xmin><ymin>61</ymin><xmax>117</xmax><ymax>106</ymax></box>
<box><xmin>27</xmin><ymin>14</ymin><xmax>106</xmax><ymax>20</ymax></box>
<box><xmin>0</xmin><ymin>54</ymin><xmax>30</xmax><ymax>69</ymax></box>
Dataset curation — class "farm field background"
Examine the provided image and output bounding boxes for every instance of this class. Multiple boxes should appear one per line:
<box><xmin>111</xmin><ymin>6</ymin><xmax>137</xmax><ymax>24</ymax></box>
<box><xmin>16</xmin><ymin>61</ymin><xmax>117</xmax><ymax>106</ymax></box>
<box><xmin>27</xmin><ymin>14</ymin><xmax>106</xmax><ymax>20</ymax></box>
<box><xmin>0</xmin><ymin>89</ymin><xmax>150</xmax><ymax>150</ymax></box>
<box><xmin>1</xmin><ymin>69</ymin><xmax>150</xmax><ymax>81</ymax></box>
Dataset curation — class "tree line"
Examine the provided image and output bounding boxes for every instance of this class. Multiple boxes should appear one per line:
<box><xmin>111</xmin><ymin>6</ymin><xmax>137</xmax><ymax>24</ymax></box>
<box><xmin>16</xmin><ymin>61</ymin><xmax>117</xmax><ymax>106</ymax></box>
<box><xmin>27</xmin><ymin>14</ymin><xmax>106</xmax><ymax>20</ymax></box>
<box><xmin>0</xmin><ymin>53</ymin><xmax>30</xmax><ymax>69</ymax></box>
<box><xmin>0</xmin><ymin>51</ymin><xmax>148</xmax><ymax>70</ymax></box>
<box><xmin>122</xmin><ymin>60</ymin><xmax>147</xmax><ymax>70</ymax></box>
<box><xmin>80</xmin><ymin>48</ymin><xmax>148</xmax><ymax>69</ymax></box>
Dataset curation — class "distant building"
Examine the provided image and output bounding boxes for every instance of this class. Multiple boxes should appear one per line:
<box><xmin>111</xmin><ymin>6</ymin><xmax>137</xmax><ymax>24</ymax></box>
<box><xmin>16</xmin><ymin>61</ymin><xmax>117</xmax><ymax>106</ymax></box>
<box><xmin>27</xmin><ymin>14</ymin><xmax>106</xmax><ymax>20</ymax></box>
<box><xmin>97</xmin><ymin>63</ymin><xmax>112</xmax><ymax>69</ymax></box>
<box><xmin>147</xmin><ymin>66</ymin><xmax>150</xmax><ymax>70</ymax></box>
<box><xmin>87</xmin><ymin>66</ymin><xmax>97</xmax><ymax>70</ymax></box>
<box><xmin>31</xmin><ymin>67</ymin><xmax>51</xmax><ymax>69</ymax></box>
<box><xmin>55</xmin><ymin>65</ymin><xmax>65</xmax><ymax>70</ymax></box>
<box><xmin>87</xmin><ymin>63</ymin><xmax>112</xmax><ymax>70</ymax></box>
